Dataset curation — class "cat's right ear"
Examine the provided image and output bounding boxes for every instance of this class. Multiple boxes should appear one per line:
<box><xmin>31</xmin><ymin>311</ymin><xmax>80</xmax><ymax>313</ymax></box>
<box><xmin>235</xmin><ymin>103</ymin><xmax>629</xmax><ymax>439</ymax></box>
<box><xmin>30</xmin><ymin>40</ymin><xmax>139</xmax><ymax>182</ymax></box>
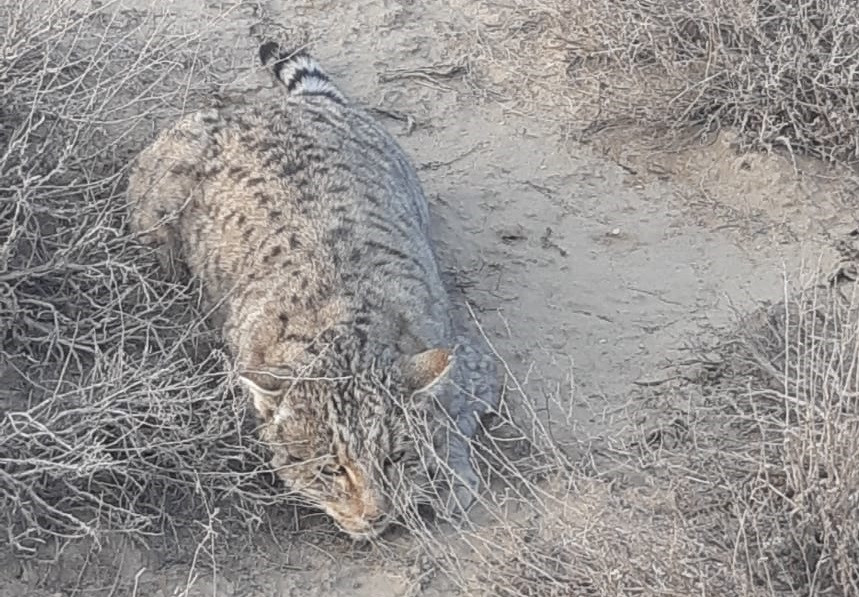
<box><xmin>239</xmin><ymin>372</ymin><xmax>283</xmax><ymax>420</ymax></box>
<box><xmin>399</xmin><ymin>348</ymin><xmax>454</xmax><ymax>395</ymax></box>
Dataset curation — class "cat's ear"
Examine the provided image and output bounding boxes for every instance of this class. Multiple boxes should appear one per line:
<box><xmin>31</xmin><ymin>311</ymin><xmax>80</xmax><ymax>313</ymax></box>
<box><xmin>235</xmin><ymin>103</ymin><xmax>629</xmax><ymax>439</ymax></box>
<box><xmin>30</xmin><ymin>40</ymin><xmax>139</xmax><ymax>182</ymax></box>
<box><xmin>239</xmin><ymin>371</ymin><xmax>285</xmax><ymax>420</ymax></box>
<box><xmin>400</xmin><ymin>348</ymin><xmax>454</xmax><ymax>395</ymax></box>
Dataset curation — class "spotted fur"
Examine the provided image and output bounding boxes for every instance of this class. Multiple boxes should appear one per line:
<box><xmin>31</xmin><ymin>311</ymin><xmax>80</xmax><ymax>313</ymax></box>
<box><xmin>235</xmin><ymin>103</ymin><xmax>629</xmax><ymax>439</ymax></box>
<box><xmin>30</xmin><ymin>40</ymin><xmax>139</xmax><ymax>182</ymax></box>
<box><xmin>126</xmin><ymin>41</ymin><xmax>498</xmax><ymax>539</ymax></box>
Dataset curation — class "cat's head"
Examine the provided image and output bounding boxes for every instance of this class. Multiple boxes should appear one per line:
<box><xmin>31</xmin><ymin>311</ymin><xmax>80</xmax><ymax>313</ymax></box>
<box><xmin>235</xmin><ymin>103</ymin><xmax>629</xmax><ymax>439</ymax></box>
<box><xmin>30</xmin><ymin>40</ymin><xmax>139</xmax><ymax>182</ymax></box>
<box><xmin>241</xmin><ymin>348</ymin><xmax>453</xmax><ymax>539</ymax></box>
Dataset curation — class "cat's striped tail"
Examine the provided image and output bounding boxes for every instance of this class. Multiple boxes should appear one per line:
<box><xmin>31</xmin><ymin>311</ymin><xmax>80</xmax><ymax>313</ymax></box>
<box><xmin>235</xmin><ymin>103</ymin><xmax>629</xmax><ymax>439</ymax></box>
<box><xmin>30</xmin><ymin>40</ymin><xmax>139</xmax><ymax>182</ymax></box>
<box><xmin>259</xmin><ymin>41</ymin><xmax>345</xmax><ymax>104</ymax></box>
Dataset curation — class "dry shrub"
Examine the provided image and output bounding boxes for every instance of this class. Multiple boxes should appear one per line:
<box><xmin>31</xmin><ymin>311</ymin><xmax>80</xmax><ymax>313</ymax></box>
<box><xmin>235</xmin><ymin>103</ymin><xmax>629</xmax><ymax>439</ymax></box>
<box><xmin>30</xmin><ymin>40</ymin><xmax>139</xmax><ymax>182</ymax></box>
<box><xmin>635</xmin><ymin>271</ymin><xmax>859</xmax><ymax>596</ymax></box>
<box><xmin>720</xmin><ymin>276</ymin><xmax>859</xmax><ymax>595</ymax></box>
<box><xmin>463</xmin><ymin>479</ymin><xmax>749</xmax><ymax>597</ymax></box>
<box><xmin>0</xmin><ymin>0</ymin><xmax>282</xmax><ymax>554</ymax></box>
<box><xmin>465</xmin><ymin>0</ymin><xmax>859</xmax><ymax>162</ymax></box>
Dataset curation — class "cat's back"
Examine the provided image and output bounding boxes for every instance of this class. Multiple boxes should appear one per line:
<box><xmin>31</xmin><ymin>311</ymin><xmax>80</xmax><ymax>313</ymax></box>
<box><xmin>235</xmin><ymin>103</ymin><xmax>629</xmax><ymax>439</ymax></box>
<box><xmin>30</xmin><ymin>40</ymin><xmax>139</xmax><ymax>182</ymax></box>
<box><xmin>127</xmin><ymin>43</ymin><xmax>452</xmax><ymax>359</ymax></box>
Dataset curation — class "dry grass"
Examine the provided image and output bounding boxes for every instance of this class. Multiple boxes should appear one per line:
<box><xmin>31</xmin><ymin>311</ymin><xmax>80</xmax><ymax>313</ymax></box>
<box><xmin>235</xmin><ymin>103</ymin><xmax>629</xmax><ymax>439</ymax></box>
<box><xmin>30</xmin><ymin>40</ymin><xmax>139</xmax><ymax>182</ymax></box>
<box><xmin>693</xmin><ymin>275</ymin><xmax>859</xmax><ymax>595</ymax></box>
<box><xmin>465</xmin><ymin>0</ymin><xmax>859</xmax><ymax>163</ymax></box>
<box><xmin>459</xmin><ymin>479</ymin><xmax>749</xmax><ymax>596</ymax></box>
<box><xmin>0</xmin><ymin>0</ymin><xmax>283</xmax><ymax>554</ymax></box>
<box><xmin>3</xmin><ymin>2</ymin><xmax>859</xmax><ymax>597</ymax></box>
<box><xmin>620</xmin><ymin>270</ymin><xmax>859</xmax><ymax>596</ymax></box>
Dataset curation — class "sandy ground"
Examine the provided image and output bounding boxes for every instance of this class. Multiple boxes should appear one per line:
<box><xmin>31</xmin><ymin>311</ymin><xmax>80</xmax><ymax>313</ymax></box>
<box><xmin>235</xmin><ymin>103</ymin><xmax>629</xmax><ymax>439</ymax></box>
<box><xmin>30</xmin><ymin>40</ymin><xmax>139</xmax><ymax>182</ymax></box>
<box><xmin>4</xmin><ymin>0</ymin><xmax>851</xmax><ymax>595</ymax></box>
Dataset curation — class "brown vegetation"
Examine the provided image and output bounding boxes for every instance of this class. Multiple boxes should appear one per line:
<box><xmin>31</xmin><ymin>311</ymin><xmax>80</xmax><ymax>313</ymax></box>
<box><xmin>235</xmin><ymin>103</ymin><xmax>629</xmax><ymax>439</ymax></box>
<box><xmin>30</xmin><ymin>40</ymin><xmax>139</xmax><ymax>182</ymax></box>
<box><xmin>469</xmin><ymin>0</ymin><xmax>859</xmax><ymax>163</ymax></box>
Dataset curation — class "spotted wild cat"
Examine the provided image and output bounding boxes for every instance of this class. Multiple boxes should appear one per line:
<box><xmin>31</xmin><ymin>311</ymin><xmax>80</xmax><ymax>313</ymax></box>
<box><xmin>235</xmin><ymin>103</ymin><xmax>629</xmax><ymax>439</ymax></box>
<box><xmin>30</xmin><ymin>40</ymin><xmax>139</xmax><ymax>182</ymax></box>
<box><xmin>126</xmin><ymin>41</ymin><xmax>498</xmax><ymax>539</ymax></box>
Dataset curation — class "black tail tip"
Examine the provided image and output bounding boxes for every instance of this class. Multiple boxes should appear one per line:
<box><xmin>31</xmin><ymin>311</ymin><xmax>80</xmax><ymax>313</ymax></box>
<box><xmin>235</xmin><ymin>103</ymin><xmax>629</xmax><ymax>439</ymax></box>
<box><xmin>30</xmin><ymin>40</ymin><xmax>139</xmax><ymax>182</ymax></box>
<box><xmin>259</xmin><ymin>41</ymin><xmax>281</xmax><ymax>66</ymax></box>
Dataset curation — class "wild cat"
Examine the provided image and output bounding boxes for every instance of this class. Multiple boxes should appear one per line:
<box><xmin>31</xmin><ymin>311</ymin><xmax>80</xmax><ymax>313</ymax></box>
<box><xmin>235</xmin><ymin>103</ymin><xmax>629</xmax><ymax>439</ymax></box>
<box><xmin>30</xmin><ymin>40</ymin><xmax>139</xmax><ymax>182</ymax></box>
<box><xmin>126</xmin><ymin>41</ymin><xmax>498</xmax><ymax>539</ymax></box>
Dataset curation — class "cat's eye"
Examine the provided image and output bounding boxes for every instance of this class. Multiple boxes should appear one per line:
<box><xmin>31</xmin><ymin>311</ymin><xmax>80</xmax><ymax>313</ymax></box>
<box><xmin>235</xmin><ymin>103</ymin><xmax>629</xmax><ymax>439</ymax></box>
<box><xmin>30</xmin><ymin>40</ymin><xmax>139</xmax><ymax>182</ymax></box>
<box><xmin>386</xmin><ymin>450</ymin><xmax>406</xmax><ymax>466</ymax></box>
<box><xmin>284</xmin><ymin>455</ymin><xmax>303</xmax><ymax>466</ymax></box>
<box><xmin>320</xmin><ymin>463</ymin><xmax>346</xmax><ymax>477</ymax></box>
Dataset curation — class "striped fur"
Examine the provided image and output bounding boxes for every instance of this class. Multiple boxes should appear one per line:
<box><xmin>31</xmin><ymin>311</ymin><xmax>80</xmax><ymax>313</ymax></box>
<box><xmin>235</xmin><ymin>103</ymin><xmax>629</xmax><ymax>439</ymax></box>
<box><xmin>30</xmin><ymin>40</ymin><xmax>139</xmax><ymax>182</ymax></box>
<box><xmin>126</xmin><ymin>41</ymin><xmax>498</xmax><ymax>539</ymax></box>
<box><xmin>259</xmin><ymin>41</ymin><xmax>345</xmax><ymax>104</ymax></box>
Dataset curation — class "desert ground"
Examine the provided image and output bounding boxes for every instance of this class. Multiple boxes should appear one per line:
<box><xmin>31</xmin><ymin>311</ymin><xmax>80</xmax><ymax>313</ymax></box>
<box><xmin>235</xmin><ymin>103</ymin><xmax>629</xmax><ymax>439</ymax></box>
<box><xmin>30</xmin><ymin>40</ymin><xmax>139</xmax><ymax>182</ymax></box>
<box><xmin>3</xmin><ymin>1</ymin><xmax>858</xmax><ymax>595</ymax></box>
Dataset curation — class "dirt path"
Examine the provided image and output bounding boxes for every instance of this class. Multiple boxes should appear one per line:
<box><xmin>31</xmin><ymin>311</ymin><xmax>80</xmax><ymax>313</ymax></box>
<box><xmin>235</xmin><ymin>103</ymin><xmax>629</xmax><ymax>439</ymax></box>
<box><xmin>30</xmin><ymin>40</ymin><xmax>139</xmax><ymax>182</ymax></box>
<box><xmin>5</xmin><ymin>1</ymin><xmax>839</xmax><ymax>595</ymax></box>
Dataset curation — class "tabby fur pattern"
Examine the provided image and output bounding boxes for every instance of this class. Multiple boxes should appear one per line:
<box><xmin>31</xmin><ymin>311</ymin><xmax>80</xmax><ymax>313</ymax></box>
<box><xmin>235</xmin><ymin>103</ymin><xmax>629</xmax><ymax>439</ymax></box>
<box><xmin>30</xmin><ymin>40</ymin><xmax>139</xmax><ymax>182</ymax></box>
<box><xmin>126</xmin><ymin>41</ymin><xmax>498</xmax><ymax>539</ymax></box>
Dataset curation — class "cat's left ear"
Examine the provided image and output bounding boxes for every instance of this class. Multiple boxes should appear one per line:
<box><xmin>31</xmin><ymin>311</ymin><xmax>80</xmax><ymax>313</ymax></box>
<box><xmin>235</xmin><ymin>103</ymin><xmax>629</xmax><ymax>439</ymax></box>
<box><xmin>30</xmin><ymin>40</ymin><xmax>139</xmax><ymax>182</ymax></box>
<box><xmin>239</xmin><ymin>370</ymin><xmax>285</xmax><ymax>421</ymax></box>
<box><xmin>399</xmin><ymin>348</ymin><xmax>454</xmax><ymax>395</ymax></box>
